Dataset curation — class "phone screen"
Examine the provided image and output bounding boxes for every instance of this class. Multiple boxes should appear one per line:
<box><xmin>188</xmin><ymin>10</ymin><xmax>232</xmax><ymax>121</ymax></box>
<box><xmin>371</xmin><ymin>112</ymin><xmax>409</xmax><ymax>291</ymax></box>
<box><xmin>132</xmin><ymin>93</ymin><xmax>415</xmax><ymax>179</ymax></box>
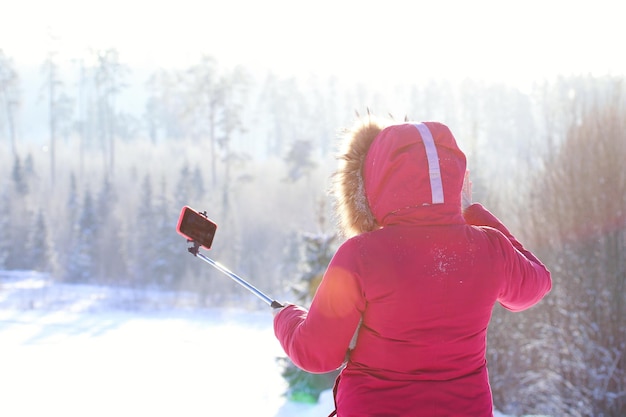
<box><xmin>176</xmin><ymin>206</ymin><xmax>217</xmax><ymax>250</ymax></box>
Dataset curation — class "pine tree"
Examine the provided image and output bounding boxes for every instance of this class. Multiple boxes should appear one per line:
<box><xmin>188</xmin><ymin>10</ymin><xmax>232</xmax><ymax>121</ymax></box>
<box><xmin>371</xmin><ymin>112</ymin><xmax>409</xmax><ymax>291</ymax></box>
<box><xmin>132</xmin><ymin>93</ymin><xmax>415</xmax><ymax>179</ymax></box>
<box><xmin>28</xmin><ymin>210</ymin><xmax>55</xmax><ymax>272</ymax></box>
<box><xmin>94</xmin><ymin>176</ymin><xmax>128</xmax><ymax>284</ymax></box>
<box><xmin>130</xmin><ymin>174</ymin><xmax>156</xmax><ymax>285</ymax></box>
<box><xmin>65</xmin><ymin>191</ymin><xmax>97</xmax><ymax>282</ymax></box>
<box><xmin>0</xmin><ymin>188</ymin><xmax>10</xmax><ymax>268</ymax></box>
<box><xmin>153</xmin><ymin>176</ymin><xmax>187</xmax><ymax>289</ymax></box>
<box><xmin>56</xmin><ymin>173</ymin><xmax>80</xmax><ymax>276</ymax></box>
<box><xmin>278</xmin><ymin>200</ymin><xmax>340</xmax><ymax>403</ymax></box>
<box><xmin>6</xmin><ymin>154</ymin><xmax>32</xmax><ymax>269</ymax></box>
<box><xmin>283</xmin><ymin>139</ymin><xmax>317</xmax><ymax>183</ymax></box>
<box><xmin>11</xmin><ymin>154</ymin><xmax>28</xmax><ymax>196</ymax></box>
<box><xmin>130</xmin><ymin>174</ymin><xmax>182</xmax><ymax>289</ymax></box>
<box><xmin>174</xmin><ymin>162</ymin><xmax>193</xmax><ymax>208</ymax></box>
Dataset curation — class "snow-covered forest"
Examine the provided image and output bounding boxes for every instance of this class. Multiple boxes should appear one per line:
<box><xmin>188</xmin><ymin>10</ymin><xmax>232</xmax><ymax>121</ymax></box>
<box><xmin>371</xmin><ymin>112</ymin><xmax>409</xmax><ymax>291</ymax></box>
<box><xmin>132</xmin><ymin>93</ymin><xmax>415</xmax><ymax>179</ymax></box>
<box><xmin>1</xmin><ymin>46</ymin><xmax>625</xmax><ymax>416</ymax></box>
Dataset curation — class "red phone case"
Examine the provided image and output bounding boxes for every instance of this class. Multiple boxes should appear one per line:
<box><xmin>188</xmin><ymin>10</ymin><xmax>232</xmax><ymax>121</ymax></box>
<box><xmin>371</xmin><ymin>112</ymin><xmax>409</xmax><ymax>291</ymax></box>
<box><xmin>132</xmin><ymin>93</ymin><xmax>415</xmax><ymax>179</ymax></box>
<box><xmin>176</xmin><ymin>206</ymin><xmax>217</xmax><ymax>250</ymax></box>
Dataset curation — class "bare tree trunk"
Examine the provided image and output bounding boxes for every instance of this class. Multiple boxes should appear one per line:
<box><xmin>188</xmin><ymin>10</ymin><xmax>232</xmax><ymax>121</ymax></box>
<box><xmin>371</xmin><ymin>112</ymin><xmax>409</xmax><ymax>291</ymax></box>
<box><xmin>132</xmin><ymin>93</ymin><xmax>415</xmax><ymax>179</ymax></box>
<box><xmin>3</xmin><ymin>98</ymin><xmax>17</xmax><ymax>157</ymax></box>
<box><xmin>49</xmin><ymin>69</ymin><xmax>56</xmax><ymax>186</ymax></box>
<box><xmin>209</xmin><ymin>100</ymin><xmax>217</xmax><ymax>186</ymax></box>
<box><xmin>77</xmin><ymin>60</ymin><xmax>86</xmax><ymax>176</ymax></box>
<box><xmin>0</xmin><ymin>50</ymin><xmax>19</xmax><ymax>158</ymax></box>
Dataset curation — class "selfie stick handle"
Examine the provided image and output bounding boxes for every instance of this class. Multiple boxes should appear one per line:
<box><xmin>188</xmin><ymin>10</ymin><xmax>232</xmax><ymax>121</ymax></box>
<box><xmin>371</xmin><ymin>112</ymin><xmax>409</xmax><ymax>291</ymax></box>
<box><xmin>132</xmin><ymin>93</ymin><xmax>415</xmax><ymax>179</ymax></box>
<box><xmin>195</xmin><ymin>252</ymin><xmax>283</xmax><ymax>309</ymax></box>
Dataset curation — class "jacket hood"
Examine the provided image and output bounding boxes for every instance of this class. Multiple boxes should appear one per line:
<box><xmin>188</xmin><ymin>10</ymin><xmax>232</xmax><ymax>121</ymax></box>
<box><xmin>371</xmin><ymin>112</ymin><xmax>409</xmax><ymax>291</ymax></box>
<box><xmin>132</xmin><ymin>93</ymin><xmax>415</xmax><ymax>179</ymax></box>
<box><xmin>332</xmin><ymin>119</ymin><xmax>466</xmax><ymax>238</ymax></box>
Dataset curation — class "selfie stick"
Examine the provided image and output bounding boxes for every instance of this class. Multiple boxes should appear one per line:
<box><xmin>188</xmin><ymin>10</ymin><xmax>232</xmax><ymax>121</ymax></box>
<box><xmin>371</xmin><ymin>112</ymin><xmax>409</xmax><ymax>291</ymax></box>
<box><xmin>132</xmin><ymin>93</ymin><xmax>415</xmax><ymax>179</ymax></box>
<box><xmin>188</xmin><ymin>243</ymin><xmax>284</xmax><ymax>309</ymax></box>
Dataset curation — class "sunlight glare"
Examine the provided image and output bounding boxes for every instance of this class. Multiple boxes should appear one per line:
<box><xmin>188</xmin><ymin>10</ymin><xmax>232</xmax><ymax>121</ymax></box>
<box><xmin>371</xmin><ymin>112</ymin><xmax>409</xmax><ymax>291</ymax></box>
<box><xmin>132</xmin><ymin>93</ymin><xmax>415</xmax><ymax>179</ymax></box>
<box><xmin>1</xmin><ymin>0</ymin><xmax>625</xmax><ymax>87</ymax></box>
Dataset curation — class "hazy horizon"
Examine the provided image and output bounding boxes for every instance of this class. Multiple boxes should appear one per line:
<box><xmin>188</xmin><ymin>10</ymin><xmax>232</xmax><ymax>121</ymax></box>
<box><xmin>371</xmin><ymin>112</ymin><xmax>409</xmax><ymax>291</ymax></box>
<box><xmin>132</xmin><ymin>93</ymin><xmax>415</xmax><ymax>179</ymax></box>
<box><xmin>3</xmin><ymin>0</ymin><xmax>625</xmax><ymax>88</ymax></box>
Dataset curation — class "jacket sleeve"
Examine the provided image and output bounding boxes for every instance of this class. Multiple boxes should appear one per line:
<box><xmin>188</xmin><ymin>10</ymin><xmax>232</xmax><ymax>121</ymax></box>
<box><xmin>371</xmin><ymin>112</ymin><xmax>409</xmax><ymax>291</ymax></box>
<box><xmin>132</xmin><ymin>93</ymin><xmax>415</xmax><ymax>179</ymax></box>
<box><xmin>463</xmin><ymin>203</ymin><xmax>552</xmax><ymax>311</ymax></box>
<box><xmin>273</xmin><ymin>243</ymin><xmax>364</xmax><ymax>373</ymax></box>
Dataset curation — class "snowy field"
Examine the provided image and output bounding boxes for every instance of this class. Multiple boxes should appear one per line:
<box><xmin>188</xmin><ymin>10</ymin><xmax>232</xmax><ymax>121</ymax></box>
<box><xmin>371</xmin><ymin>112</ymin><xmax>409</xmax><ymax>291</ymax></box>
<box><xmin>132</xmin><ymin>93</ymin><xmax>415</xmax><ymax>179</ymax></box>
<box><xmin>0</xmin><ymin>271</ymin><xmax>335</xmax><ymax>417</ymax></box>
<box><xmin>1</xmin><ymin>271</ymin><xmax>515</xmax><ymax>417</ymax></box>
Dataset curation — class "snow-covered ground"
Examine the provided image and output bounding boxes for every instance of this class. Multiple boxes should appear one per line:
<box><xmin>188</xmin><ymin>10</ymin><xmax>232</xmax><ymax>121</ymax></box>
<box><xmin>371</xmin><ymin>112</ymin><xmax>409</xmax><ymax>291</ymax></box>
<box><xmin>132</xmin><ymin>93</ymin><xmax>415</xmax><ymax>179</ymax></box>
<box><xmin>1</xmin><ymin>271</ymin><xmax>514</xmax><ymax>417</ymax></box>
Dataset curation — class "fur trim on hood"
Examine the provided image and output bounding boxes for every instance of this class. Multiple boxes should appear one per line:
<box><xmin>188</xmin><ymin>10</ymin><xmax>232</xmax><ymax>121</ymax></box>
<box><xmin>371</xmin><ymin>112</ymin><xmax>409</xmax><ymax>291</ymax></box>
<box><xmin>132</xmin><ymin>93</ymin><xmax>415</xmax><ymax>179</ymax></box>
<box><xmin>331</xmin><ymin>116</ymin><xmax>391</xmax><ymax>238</ymax></box>
<box><xmin>331</xmin><ymin>117</ymin><xmax>467</xmax><ymax>239</ymax></box>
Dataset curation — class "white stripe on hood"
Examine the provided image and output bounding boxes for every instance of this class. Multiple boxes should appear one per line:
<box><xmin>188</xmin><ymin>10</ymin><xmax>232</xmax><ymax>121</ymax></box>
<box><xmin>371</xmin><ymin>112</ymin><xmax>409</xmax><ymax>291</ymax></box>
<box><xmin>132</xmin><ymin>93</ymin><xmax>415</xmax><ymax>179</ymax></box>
<box><xmin>413</xmin><ymin>123</ymin><xmax>444</xmax><ymax>204</ymax></box>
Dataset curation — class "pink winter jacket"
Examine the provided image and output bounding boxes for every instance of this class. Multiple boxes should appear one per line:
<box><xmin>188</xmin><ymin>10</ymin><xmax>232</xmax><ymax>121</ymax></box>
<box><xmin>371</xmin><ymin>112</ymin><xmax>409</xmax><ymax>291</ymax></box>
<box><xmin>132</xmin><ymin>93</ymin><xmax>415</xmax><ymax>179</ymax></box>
<box><xmin>274</xmin><ymin>122</ymin><xmax>552</xmax><ymax>417</ymax></box>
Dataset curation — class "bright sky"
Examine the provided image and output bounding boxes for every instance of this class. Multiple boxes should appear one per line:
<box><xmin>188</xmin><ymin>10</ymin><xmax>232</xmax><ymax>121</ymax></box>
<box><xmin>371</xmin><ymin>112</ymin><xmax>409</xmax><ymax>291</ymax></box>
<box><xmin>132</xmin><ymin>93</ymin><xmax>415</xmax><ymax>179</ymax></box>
<box><xmin>1</xmin><ymin>0</ymin><xmax>625</xmax><ymax>86</ymax></box>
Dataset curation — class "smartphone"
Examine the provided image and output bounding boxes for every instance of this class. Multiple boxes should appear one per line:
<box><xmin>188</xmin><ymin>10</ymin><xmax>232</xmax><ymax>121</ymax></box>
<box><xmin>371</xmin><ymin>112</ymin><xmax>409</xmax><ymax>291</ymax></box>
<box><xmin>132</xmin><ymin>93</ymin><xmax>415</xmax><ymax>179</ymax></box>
<box><xmin>176</xmin><ymin>206</ymin><xmax>217</xmax><ymax>250</ymax></box>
